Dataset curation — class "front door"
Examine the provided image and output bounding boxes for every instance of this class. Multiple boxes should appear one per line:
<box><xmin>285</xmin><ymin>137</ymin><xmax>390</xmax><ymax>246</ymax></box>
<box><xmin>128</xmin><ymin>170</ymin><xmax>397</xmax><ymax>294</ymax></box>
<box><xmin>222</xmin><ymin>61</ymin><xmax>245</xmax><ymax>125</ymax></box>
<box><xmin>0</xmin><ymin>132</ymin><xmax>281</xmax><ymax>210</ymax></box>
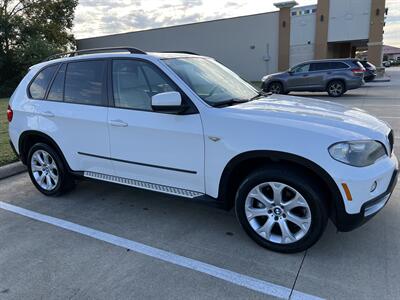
<box><xmin>287</xmin><ymin>63</ymin><xmax>312</xmax><ymax>90</ymax></box>
<box><xmin>108</xmin><ymin>59</ymin><xmax>205</xmax><ymax>194</ymax></box>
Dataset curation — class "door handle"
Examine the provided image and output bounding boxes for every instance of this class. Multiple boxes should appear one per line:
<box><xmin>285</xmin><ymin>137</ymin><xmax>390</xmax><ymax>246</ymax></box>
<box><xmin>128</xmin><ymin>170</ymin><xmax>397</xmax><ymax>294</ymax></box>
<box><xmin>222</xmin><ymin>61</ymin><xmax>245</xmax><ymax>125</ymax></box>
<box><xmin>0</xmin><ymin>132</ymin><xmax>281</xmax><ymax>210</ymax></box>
<box><xmin>39</xmin><ymin>111</ymin><xmax>55</xmax><ymax>117</ymax></box>
<box><xmin>302</xmin><ymin>74</ymin><xmax>309</xmax><ymax>77</ymax></box>
<box><xmin>109</xmin><ymin>120</ymin><xmax>128</xmax><ymax>127</ymax></box>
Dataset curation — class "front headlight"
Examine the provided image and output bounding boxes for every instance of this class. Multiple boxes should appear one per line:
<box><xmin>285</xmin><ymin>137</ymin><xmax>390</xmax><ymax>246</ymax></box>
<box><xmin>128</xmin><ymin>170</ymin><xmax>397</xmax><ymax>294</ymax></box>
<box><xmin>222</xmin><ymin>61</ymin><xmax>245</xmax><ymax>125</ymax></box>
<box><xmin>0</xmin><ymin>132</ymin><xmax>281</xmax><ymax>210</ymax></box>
<box><xmin>328</xmin><ymin>141</ymin><xmax>387</xmax><ymax>167</ymax></box>
<box><xmin>261</xmin><ymin>75</ymin><xmax>270</xmax><ymax>82</ymax></box>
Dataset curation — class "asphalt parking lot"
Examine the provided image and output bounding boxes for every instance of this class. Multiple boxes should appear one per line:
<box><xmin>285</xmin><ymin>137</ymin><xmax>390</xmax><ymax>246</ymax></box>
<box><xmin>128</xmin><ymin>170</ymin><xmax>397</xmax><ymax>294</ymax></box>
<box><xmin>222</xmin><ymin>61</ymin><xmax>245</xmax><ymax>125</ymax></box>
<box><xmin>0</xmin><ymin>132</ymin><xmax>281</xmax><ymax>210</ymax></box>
<box><xmin>1</xmin><ymin>67</ymin><xmax>399</xmax><ymax>300</ymax></box>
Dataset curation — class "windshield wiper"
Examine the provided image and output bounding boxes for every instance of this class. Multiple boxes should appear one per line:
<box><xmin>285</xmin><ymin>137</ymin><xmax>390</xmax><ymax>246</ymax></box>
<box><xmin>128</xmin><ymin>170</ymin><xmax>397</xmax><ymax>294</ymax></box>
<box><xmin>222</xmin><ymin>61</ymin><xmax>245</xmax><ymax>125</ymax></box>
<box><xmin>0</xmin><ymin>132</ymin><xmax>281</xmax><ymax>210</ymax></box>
<box><xmin>211</xmin><ymin>99</ymin><xmax>250</xmax><ymax>108</ymax></box>
<box><xmin>250</xmin><ymin>91</ymin><xmax>272</xmax><ymax>100</ymax></box>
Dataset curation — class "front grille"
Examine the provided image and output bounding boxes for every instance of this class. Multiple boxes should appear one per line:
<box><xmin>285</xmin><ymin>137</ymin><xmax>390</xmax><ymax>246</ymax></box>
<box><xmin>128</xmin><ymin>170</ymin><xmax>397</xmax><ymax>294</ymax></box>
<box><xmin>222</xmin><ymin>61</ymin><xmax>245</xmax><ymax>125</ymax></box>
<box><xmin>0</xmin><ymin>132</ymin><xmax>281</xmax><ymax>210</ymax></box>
<box><xmin>388</xmin><ymin>130</ymin><xmax>394</xmax><ymax>154</ymax></box>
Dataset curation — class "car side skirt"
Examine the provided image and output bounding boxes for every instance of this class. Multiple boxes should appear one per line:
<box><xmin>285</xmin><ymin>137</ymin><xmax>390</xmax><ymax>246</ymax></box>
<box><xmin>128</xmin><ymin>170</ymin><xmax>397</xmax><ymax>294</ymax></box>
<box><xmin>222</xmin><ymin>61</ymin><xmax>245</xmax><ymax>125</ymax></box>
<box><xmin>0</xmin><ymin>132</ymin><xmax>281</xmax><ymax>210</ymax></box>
<box><xmin>84</xmin><ymin>171</ymin><xmax>204</xmax><ymax>199</ymax></box>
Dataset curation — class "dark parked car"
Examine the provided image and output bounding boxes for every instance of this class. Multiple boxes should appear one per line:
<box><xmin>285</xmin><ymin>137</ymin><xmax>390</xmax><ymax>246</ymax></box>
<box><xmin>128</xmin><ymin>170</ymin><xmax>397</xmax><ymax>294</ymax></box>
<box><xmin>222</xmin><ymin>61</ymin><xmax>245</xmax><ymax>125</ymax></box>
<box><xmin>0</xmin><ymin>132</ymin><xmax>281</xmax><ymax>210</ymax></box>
<box><xmin>359</xmin><ymin>60</ymin><xmax>377</xmax><ymax>82</ymax></box>
<box><xmin>262</xmin><ymin>59</ymin><xmax>365</xmax><ymax>97</ymax></box>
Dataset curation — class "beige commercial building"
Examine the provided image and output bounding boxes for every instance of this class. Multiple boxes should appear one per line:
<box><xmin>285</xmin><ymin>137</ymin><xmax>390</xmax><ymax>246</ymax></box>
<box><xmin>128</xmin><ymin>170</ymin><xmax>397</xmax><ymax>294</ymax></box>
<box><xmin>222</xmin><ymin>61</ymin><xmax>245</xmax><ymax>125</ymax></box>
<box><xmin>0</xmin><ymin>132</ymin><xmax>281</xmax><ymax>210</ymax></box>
<box><xmin>77</xmin><ymin>0</ymin><xmax>387</xmax><ymax>81</ymax></box>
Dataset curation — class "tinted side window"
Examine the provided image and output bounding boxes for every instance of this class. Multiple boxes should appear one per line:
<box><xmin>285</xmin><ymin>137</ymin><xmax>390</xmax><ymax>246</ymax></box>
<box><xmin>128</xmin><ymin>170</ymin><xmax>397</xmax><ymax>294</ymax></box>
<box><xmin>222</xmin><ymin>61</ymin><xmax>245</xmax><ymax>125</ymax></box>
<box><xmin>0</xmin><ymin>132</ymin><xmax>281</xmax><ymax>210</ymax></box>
<box><xmin>142</xmin><ymin>65</ymin><xmax>175</xmax><ymax>94</ymax></box>
<box><xmin>292</xmin><ymin>64</ymin><xmax>310</xmax><ymax>73</ymax></box>
<box><xmin>29</xmin><ymin>65</ymin><xmax>58</xmax><ymax>99</ymax></box>
<box><xmin>310</xmin><ymin>62</ymin><xmax>330</xmax><ymax>71</ymax></box>
<box><xmin>47</xmin><ymin>64</ymin><xmax>66</xmax><ymax>102</ymax></box>
<box><xmin>329</xmin><ymin>62</ymin><xmax>348</xmax><ymax>69</ymax></box>
<box><xmin>112</xmin><ymin>60</ymin><xmax>177</xmax><ymax>111</ymax></box>
<box><xmin>64</xmin><ymin>61</ymin><xmax>107</xmax><ymax>105</ymax></box>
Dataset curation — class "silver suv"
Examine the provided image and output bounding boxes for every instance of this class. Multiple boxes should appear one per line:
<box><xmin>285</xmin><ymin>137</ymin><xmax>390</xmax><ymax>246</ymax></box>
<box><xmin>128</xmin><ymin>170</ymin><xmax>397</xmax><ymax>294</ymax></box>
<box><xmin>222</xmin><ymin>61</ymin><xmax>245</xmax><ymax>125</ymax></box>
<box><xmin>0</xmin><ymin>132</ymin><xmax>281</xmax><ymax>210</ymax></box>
<box><xmin>261</xmin><ymin>59</ymin><xmax>365</xmax><ymax>97</ymax></box>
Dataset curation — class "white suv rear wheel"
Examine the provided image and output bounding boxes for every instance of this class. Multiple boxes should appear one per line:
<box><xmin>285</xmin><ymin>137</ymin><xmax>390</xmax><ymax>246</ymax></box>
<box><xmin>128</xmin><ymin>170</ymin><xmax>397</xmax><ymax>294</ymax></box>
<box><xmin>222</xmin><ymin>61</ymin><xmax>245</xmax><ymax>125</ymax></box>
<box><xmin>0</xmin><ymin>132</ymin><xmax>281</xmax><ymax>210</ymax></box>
<box><xmin>27</xmin><ymin>143</ymin><xmax>75</xmax><ymax>196</ymax></box>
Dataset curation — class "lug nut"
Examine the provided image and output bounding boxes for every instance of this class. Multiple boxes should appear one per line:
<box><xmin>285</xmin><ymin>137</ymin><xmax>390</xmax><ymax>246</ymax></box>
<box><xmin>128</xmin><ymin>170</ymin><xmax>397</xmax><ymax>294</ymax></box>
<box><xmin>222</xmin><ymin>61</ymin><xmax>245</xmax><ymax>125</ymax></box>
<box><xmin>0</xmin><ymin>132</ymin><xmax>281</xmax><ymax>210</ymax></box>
<box><xmin>274</xmin><ymin>216</ymin><xmax>279</xmax><ymax>221</ymax></box>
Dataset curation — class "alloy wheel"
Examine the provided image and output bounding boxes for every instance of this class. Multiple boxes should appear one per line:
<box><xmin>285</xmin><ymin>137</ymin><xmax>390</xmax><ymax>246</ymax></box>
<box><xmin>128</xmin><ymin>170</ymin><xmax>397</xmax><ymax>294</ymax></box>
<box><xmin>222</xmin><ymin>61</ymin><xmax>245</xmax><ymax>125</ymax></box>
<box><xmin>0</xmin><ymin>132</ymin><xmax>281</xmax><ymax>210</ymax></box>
<box><xmin>245</xmin><ymin>182</ymin><xmax>312</xmax><ymax>244</ymax></box>
<box><xmin>328</xmin><ymin>82</ymin><xmax>343</xmax><ymax>96</ymax></box>
<box><xmin>269</xmin><ymin>83</ymin><xmax>282</xmax><ymax>94</ymax></box>
<box><xmin>31</xmin><ymin>150</ymin><xmax>59</xmax><ymax>191</ymax></box>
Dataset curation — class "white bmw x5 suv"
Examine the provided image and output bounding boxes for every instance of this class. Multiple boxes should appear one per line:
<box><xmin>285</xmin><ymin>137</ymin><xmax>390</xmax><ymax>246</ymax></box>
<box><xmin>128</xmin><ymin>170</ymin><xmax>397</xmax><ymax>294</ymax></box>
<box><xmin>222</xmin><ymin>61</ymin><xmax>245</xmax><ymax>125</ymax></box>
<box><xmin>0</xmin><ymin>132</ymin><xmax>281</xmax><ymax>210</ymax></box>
<box><xmin>7</xmin><ymin>47</ymin><xmax>398</xmax><ymax>253</ymax></box>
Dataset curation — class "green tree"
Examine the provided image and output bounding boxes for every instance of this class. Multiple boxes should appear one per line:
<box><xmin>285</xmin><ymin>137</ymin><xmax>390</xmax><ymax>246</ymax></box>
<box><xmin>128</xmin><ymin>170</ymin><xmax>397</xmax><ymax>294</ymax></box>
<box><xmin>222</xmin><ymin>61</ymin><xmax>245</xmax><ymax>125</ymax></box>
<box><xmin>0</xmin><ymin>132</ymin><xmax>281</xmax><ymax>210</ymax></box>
<box><xmin>0</xmin><ymin>0</ymin><xmax>78</xmax><ymax>97</ymax></box>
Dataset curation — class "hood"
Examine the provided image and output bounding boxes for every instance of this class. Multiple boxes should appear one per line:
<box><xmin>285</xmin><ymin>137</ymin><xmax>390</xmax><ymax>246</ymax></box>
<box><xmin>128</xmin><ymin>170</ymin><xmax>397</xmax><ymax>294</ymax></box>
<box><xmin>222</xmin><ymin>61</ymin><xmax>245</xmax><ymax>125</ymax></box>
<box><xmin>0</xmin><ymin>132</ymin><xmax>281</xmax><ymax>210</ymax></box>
<box><xmin>265</xmin><ymin>71</ymin><xmax>286</xmax><ymax>79</ymax></box>
<box><xmin>227</xmin><ymin>94</ymin><xmax>391</xmax><ymax>140</ymax></box>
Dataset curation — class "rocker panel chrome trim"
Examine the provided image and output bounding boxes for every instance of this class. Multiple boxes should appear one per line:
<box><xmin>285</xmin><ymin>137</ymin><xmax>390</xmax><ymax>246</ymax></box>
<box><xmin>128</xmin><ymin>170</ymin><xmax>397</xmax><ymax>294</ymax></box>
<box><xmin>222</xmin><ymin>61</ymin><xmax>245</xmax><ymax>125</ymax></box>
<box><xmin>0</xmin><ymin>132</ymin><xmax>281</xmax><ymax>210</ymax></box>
<box><xmin>84</xmin><ymin>171</ymin><xmax>203</xmax><ymax>198</ymax></box>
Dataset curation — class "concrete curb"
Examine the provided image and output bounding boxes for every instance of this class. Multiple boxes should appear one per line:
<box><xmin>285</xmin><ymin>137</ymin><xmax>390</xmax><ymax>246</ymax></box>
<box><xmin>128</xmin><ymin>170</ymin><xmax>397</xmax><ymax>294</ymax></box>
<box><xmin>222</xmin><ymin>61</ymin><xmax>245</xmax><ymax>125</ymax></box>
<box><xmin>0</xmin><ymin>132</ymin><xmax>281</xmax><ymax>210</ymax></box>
<box><xmin>0</xmin><ymin>161</ymin><xmax>27</xmax><ymax>180</ymax></box>
<box><xmin>372</xmin><ymin>79</ymin><xmax>391</xmax><ymax>83</ymax></box>
<box><xmin>371</xmin><ymin>76</ymin><xmax>391</xmax><ymax>83</ymax></box>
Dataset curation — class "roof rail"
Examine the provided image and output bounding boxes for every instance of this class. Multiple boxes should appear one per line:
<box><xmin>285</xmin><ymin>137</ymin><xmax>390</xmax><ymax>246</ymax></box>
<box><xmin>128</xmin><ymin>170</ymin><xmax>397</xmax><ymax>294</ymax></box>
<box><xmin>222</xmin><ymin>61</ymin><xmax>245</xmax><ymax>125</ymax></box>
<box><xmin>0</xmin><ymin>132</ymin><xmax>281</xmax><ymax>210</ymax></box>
<box><xmin>161</xmin><ymin>51</ymin><xmax>199</xmax><ymax>55</ymax></box>
<box><xmin>44</xmin><ymin>47</ymin><xmax>147</xmax><ymax>61</ymax></box>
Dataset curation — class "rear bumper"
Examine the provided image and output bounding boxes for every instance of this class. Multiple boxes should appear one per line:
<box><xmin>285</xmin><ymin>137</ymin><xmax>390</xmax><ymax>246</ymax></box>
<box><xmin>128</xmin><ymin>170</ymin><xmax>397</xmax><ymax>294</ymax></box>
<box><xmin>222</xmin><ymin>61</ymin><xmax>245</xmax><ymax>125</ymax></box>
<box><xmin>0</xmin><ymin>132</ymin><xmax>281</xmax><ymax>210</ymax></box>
<box><xmin>346</xmin><ymin>78</ymin><xmax>363</xmax><ymax>90</ymax></box>
<box><xmin>9</xmin><ymin>139</ymin><xmax>19</xmax><ymax>159</ymax></box>
<box><xmin>364</xmin><ymin>71</ymin><xmax>377</xmax><ymax>81</ymax></box>
<box><xmin>335</xmin><ymin>168</ymin><xmax>398</xmax><ymax>232</ymax></box>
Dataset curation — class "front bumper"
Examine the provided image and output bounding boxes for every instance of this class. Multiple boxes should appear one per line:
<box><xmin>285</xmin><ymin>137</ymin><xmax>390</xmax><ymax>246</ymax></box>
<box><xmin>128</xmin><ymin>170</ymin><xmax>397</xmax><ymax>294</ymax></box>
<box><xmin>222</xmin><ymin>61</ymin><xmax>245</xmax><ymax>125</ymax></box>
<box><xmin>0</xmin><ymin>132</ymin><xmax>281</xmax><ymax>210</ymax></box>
<box><xmin>335</xmin><ymin>168</ymin><xmax>398</xmax><ymax>232</ymax></box>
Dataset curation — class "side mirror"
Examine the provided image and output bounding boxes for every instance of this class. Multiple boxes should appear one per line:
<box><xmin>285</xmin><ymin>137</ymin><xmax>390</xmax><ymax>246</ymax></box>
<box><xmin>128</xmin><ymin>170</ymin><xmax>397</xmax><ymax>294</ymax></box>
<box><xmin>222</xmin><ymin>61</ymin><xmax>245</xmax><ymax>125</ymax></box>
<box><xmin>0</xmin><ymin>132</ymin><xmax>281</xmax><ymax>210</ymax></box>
<box><xmin>151</xmin><ymin>91</ymin><xmax>184</xmax><ymax>113</ymax></box>
<box><xmin>288</xmin><ymin>70</ymin><xmax>294</xmax><ymax>75</ymax></box>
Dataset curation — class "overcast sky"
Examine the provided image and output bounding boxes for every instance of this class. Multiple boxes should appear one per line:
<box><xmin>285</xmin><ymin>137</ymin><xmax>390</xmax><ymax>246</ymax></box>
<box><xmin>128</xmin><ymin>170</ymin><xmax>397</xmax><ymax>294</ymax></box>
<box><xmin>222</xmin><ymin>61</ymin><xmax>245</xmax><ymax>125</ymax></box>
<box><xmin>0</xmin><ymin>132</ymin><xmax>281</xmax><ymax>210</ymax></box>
<box><xmin>73</xmin><ymin>0</ymin><xmax>400</xmax><ymax>47</ymax></box>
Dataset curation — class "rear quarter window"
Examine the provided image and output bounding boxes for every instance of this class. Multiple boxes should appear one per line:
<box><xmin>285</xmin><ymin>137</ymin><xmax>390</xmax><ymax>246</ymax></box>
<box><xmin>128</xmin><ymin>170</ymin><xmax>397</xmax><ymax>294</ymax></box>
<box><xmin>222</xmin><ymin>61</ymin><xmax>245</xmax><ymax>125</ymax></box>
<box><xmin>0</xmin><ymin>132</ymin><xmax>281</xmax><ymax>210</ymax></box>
<box><xmin>329</xmin><ymin>62</ymin><xmax>348</xmax><ymax>69</ymax></box>
<box><xmin>29</xmin><ymin>64</ymin><xmax>59</xmax><ymax>99</ymax></box>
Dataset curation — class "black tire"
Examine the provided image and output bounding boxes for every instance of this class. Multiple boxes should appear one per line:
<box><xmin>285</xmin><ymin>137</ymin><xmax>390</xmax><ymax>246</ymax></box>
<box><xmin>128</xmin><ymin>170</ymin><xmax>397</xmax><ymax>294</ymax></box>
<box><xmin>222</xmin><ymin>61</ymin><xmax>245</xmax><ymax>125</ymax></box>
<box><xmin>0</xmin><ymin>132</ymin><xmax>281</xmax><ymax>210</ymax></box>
<box><xmin>327</xmin><ymin>80</ymin><xmax>345</xmax><ymax>97</ymax></box>
<box><xmin>266</xmin><ymin>82</ymin><xmax>284</xmax><ymax>94</ymax></box>
<box><xmin>27</xmin><ymin>143</ymin><xmax>75</xmax><ymax>196</ymax></box>
<box><xmin>235</xmin><ymin>165</ymin><xmax>328</xmax><ymax>253</ymax></box>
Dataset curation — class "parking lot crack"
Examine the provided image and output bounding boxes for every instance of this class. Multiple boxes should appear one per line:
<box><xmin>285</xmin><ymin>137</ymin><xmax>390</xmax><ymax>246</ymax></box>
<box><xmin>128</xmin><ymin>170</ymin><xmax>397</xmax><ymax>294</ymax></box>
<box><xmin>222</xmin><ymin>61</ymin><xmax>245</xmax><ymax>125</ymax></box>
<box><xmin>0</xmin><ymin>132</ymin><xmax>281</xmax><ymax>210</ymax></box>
<box><xmin>289</xmin><ymin>250</ymin><xmax>307</xmax><ymax>299</ymax></box>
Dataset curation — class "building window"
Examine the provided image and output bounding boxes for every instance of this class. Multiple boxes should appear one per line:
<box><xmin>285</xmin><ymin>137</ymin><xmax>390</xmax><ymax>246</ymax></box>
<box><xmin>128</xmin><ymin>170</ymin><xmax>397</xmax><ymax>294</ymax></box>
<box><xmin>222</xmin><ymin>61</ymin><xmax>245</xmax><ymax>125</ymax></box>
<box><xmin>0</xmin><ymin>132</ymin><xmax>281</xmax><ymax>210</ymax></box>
<box><xmin>292</xmin><ymin>9</ymin><xmax>316</xmax><ymax>16</ymax></box>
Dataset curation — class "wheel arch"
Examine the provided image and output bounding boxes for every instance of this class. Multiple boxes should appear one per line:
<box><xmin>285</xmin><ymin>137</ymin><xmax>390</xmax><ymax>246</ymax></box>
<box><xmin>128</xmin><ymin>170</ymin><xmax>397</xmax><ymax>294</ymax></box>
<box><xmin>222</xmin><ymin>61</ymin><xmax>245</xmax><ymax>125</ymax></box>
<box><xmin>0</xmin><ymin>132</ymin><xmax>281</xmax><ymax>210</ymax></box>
<box><xmin>217</xmin><ymin>150</ymin><xmax>344</xmax><ymax>225</ymax></box>
<box><xmin>18</xmin><ymin>130</ymin><xmax>71</xmax><ymax>171</ymax></box>
<box><xmin>264</xmin><ymin>80</ymin><xmax>286</xmax><ymax>92</ymax></box>
<box><xmin>326</xmin><ymin>78</ymin><xmax>347</xmax><ymax>91</ymax></box>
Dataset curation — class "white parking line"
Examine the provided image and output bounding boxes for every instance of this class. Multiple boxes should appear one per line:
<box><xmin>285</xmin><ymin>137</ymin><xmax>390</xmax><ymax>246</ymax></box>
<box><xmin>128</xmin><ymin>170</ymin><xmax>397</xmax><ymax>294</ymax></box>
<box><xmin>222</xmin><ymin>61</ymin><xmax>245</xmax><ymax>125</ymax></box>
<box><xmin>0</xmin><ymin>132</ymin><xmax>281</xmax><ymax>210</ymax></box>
<box><xmin>378</xmin><ymin>116</ymin><xmax>400</xmax><ymax>119</ymax></box>
<box><xmin>360</xmin><ymin>104</ymin><xmax>400</xmax><ymax>107</ymax></box>
<box><xmin>0</xmin><ymin>201</ymin><xmax>322</xmax><ymax>300</ymax></box>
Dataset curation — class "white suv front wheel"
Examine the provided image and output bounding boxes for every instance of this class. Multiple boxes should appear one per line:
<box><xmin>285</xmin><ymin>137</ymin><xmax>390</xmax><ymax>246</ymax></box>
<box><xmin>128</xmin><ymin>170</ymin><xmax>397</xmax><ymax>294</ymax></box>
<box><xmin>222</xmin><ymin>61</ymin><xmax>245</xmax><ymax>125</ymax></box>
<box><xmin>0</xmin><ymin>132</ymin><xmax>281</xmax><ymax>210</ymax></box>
<box><xmin>27</xmin><ymin>143</ymin><xmax>75</xmax><ymax>196</ymax></box>
<box><xmin>235</xmin><ymin>166</ymin><xmax>328</xmax><ymax>253</ymax></box>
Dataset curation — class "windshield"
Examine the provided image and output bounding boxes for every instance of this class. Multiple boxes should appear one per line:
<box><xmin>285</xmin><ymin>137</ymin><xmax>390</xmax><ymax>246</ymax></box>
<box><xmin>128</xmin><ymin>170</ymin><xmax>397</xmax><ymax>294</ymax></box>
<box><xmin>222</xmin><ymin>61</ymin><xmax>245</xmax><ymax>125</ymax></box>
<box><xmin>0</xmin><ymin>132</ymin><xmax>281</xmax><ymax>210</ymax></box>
<box><xmin>163</xmin><ymin>57</ymin><xmax>259</xmax><ymax>106</ymax></box>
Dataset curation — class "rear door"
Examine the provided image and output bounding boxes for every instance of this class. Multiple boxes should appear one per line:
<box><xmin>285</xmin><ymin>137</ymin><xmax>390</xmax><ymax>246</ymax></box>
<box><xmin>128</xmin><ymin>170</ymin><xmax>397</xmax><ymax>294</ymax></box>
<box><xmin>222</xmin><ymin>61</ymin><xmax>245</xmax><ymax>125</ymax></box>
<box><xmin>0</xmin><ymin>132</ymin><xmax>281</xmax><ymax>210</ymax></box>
<box><xmin>307</xmin><ymin>62</ymin><xmax>331</xmax><ymax>89</ymax></box>
<box><xmin>34</xmin><ymin>59</ymin><xmax>113</xmax><ymax>174</ymax></box>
